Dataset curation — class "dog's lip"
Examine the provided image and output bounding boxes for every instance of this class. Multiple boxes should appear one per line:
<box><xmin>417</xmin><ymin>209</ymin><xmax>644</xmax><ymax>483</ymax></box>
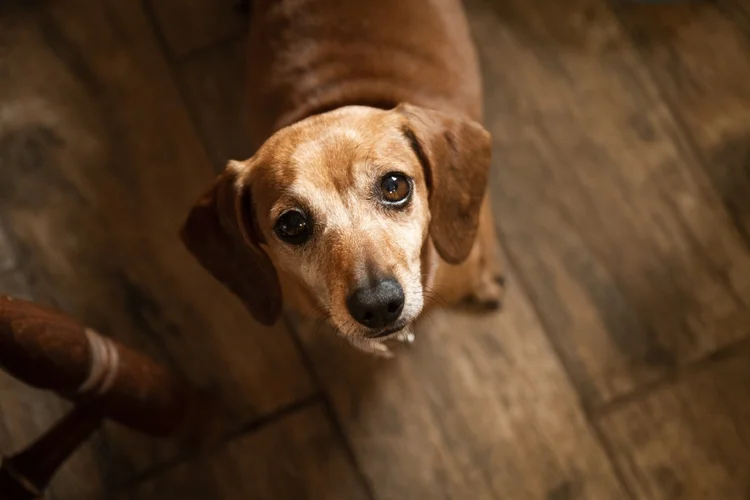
<box><xmin>368</xmin><ymin>323</ymin><xmax>407</xmax><ymax>339</ymax></box>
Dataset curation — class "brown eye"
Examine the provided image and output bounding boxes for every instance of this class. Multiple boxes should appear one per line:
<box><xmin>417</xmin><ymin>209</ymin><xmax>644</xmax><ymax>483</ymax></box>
<box><xmin>274</xmin><ymin>210</ymin><xmax>311</xmax><ymax>245</ymax></box>
<box><xmin>380</xmin><ymin>173</ymin><xmax>411</xmax><ymax>206</ymax></box>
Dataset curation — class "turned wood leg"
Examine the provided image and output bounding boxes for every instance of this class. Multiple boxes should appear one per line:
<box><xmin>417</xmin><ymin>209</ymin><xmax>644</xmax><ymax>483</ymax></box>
<box><xmin>0</xmin><ymin>296</ymin><xmax>215</xmax><ymax>499</ymax></box>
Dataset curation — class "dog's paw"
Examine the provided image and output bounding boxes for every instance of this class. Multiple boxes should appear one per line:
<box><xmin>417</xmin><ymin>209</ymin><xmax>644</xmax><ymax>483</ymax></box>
<box><xmin>467</xmin><ymin>273</ymin><xmax>507</xmax><ymax>311</ymax></box>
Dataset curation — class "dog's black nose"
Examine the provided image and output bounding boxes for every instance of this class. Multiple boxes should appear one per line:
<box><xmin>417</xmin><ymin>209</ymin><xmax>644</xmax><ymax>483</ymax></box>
<box><xmin>346</xmin><ymin>278</ymin><xmax>405</xmax><ymax>329</ymax></box>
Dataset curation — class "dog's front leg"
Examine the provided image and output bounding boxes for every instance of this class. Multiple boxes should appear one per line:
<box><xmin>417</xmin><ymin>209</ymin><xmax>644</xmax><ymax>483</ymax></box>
<box><xmin>468</xmin><ymin>197</ymin><xmax>507</xmax><ymax>309</ymax></box>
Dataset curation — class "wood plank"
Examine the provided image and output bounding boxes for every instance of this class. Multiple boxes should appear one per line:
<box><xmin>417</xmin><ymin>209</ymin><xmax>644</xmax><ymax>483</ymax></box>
<box><xmin>467</xmin><ymin>0</ymin><xmax>750</xmax><ymax>407</ymax></box>
<box><xmin>725</xmin><ymin>0</ymin><xmax>750</xmax><ymax>34</ymax></box>
<box><xmin>148</xmin><ymin>0</ymin><xmax>246</xmax><ymax>59</ymax></box>
<box><xmin>0</xmin><ymin>221</ymin><xmax>16</xmax><ymax>273</ymax></box>
<box><xmin>615</xmin><ymin>1</ymin><xmax>750</xmax><ymax>248</ymax></box>
<box><xmin>0</xmin><ymin>0</ymin><xmax>314</xmax><ymax>487</ymax></box>
<box><xmin>178</xmin><ymin>36</ymin><xmax>253</xmax><ymax>169</ymax></box>
<box><xmin>294</xmin><ymin>275</ymin><xmax>627</xmax><ymax>500</ymax></box>
<box><xmin>116</xmin><ymin>404</ymin><xmax>371</xmax><ymax>500</ymax></box>
<box><xmin>598</xmin><ymin>345</ymin><xmax>750</xmax><ymax>499</ymax></box>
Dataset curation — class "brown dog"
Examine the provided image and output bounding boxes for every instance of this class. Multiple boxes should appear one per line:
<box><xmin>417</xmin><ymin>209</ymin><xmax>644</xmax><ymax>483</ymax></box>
<box><xmin>181</xmin><ymin>0</ymin><xmax>505</xmax><ymax>356</ymax></box>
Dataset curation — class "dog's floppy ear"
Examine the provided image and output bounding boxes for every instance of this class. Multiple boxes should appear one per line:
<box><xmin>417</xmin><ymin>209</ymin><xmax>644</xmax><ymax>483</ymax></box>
<box><xmin>397</xmin><ymin>103</ymin><xmax>492</xmax><ymax>264</ymax></box>
<box><xmin>180</xmin><ymin>161</ymin><xmax>282</xmax><ymax>325</ymax></box>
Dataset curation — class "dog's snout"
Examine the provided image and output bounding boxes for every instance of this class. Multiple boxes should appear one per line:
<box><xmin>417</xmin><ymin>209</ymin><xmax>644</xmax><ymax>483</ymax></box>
<box><xmin>346</xmin><ymin>277</ymin><xmax>405</xmax><ymax>329</ymax></box>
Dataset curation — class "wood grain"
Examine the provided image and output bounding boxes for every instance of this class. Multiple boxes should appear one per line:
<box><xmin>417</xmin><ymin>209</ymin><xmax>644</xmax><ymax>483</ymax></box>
<box><xmin>178</xmin><ymin>37</ymin><xmax>253</xmax><ymax>169</ymax></box>
<box><xmin>148</xmin><ymin>0</ymin><xmax>246</xmax><ymax>59</ymax></box>
<box><xmin>598</xmin><ymin>345</ymin><xmax>750</xmax><ymax>500</ymax></box>
<box><xmin>293</xmin><ymin>278</ymin><xmax>628</xmax><ymax>500</ymax></box>
<box><xmin>616</xmin><ymin>1</ymin><xmax>750</xmax><ymax>250</ymax></box>
<box><xmin>0</xmin><ymin>0</ymin><xmax>313</xmax><ymax>488</ymax></box>
<box><xmin>468</xmin><ymin>0</ymin><xmax>750</xmax><ymax>407</ymax></box>
<box><xmin>0</xmin><ymin>222</ymin><xmax>16</xmax><ymax>273</ymax></box>
<box><xmin>116</xmin><ymin>404</ymin><xmax>371</xmax><ymax>500</ymax></box>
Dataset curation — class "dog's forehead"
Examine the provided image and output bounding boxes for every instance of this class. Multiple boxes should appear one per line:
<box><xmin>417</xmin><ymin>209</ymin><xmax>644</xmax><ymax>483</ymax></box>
<box><xmin>251</xmin><ymin>107</ymin><xmax>422</xmax><ymax>219</ymax></box>
<box><xmin>281</xmin><ymin>114</ymin><xmax>404</xmax><ymax>185</ymax></box>
<box><xmin>291</xmin><ymin>126</ymin><xmax>366</xmax><ymax>175</ymax></box>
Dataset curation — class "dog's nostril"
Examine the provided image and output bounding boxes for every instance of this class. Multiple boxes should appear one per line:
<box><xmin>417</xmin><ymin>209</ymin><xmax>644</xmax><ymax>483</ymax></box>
<box><xmin>346</xmin><ymin>277</ymin><xmax>405</xmax><ymax>328</ymax></box>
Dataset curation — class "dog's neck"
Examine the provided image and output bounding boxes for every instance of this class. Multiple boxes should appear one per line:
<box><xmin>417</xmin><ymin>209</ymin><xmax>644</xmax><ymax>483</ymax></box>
<box><xmin>276</xmin><ymin>98</ymin><xmax>405</xmax><ymax>133</ymax></box>
<box><xmin>246</xmin><ymin>0</ymin><xmax>483</xmax><ymax>150</ymax></box>
<box><xmin>288</xmin><ymin>100</ymin><xmax>398</xmax><ymax>128</ymax></box>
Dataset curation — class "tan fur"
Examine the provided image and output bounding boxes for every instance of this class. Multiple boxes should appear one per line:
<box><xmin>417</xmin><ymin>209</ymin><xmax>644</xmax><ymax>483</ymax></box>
<box><xmin>181</xmin><ymin>0</ymin><xmax>505</xmax><ymax>356</ymax></box>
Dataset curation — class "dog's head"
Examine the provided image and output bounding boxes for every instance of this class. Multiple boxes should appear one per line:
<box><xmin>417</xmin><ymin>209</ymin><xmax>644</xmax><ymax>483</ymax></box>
<box><xmin>181</xmin><ymin>104</ymin><xmax>490</xmax><ymax>342</ymax></box>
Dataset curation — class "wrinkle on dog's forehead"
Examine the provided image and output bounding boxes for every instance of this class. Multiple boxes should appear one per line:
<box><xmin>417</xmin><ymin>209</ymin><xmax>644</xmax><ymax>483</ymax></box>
<box><xmin>289</xmin><ymin>126</ymin><xmax>368</xmax><ymax>192</ymax></box>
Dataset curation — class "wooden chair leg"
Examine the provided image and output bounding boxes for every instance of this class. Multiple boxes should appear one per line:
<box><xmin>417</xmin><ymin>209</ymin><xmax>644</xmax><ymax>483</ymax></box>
<box><xmin>0</xmin><ymin>406</ymin><xmax>103</xmax><ymax>500</ymax></box>
<box><xmin>0</xmin><ymin>296</ymin><xmax>216</xmax><ymax>499</ymax></box>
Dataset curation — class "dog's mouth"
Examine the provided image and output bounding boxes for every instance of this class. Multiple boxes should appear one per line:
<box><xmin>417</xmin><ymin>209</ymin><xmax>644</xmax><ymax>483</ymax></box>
<box><xmin>367</xmin><ymin>322</ymin><xmax>408</xmax><ymax>339</ymax></box>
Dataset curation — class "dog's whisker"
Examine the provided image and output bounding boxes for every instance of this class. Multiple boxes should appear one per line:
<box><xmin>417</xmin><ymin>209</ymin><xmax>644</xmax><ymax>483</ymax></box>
<box><xmin>338</xmin><ymin>318</ymin><xmax>359</xmax><ymax>339</ymax></box>
<box><xmin>312</xmin><ymin>315</ymin><xmax>332</xmax><ymax>336</ymax></box>
<box><xmin>423</xmin><ymin>286</ymin><xmax>448</xmax><ymax>301</ymax></box>
<box><xmin>423</xmin><ymin>285</ymin><xmax>449</xmax><ymax>308</ymax></box>
<box><xmin>419</xmin><ymin>274</ymin><xmax>451</xmax><ymax>287</ymax></box>
<box><xmin>311</xmin><ymin>302</ymin><xmax>331</xmax><ymax>318</ymax></box>
<box><xmin>421</xmin><ymin>292</ymin><xmax>447</xmax><ymax>310</ymax></box>
<box><xmin>425</xmin><ymin>296</ymin><xmax>448</xmax><ymax>311</ymax></box>
<box><xmin>419</xmin><ymin>279</ymin><xmax>452</xmax><ymax>293</ymax></box>
<box><xmin>307</xmin><ymin>305</ymin><xmax>336</xmax><ymax>337</ymax></box>
<box><xmin>423</xmin><ymin>294</ymin><xmax>447</xmax><ymax>311</ymax></box>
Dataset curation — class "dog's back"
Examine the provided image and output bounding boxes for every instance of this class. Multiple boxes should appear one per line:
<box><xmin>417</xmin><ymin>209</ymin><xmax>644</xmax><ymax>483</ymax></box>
<box><xmin>245</xmin><ymin>0</ymin><xmax>483</xmax><ymax>148</ymax></box>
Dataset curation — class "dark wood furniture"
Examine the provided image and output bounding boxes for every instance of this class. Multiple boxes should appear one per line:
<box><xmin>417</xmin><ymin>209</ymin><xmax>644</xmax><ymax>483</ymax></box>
<box><xmin>0</xmin><ymin>296</ymin><xmax>211</xmax><ymax>500</ymax></box>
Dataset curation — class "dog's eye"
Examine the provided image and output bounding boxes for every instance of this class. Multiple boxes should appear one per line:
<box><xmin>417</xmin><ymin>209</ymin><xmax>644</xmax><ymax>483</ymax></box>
<box><xmin>380</xmin><ymin>173</ymin><xmax>411</xmax><ymax>206</ymax></box>
<box><xmin>274</xmin><ymin>210</ymin><xmax>311</xmax><ymax>245</ymax></box>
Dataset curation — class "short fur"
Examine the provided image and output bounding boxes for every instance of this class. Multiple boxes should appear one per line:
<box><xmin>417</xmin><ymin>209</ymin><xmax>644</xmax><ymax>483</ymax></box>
<box><xmin>181</xmin><ymin>0</ymin><xmax>505</xmax><ymax>356</ymax></box>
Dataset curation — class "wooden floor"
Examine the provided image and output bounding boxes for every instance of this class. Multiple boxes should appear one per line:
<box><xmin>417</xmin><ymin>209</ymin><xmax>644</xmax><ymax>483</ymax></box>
<box><xmin>1</xmin><ymin>0</ymin><xmax>750</xmax><ymax>498</ymax></box>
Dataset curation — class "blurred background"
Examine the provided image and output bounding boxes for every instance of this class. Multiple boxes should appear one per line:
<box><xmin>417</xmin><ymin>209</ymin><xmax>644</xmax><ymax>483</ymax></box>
<box><xmin>1</xmin><ymin>0</ymin><xmax>749</xmax><ymax>499</ymax></box>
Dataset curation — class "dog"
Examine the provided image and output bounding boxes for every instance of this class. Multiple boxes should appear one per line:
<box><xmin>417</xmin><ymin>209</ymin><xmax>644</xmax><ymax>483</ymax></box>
<box><xmin>180</xmin><ymin>0</ymin><xmax>505</xmax><ymax>356</ymax></box>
